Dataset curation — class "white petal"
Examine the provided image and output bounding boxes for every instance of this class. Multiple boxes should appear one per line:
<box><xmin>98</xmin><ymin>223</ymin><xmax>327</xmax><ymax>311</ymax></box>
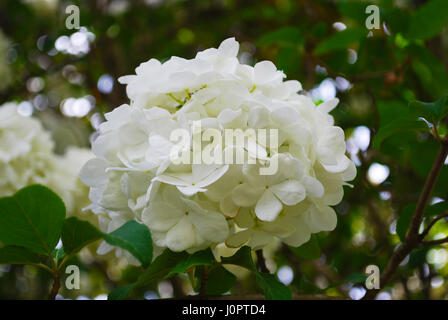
<box><xmin>152</xmin><ymin>173</ymin><xmax>190</xmax><ymax>187</ymax></box>
<box><xmin>283</xmin><ymin>221</ymin><xmax>311</xmax><ymax>247</ymax></box>
<box><xmin>270</xmin><ymin>180</ymin><xmax>306</xmax><ymax>206</ymax></box>
<box><xmin>232</xmin><ymin>183</ymin><xmax>263</xmax><ymax>207</ymax></box>
<box><xmin>189</xmin><ymin>209</ymin><xmax>229</xmax><ymax>243</ymax></box>
<box><xmin>342</xmin><ymin>160</ymin><xmax>357</xmax><ymax>181</ymax></box>
<box><xmin>262</xmin><ymin>220</ymin><xmax>295</xmax><ymax>238</ymax></box>
<box><xmin>79</xmin><ymin>158</ymin><xmax>108</xmax><ymax>187</ymax></box>
<box><xmin>255</xmin><ymin>190</ymin><xmax>283</xmax><ymax>221</ymax></box>
<box><xmin>218</xmin><ymin>37</ymin><xmax>239</xmax><ymax>57</ymax></box>
<box><xmin>317</xmin><ymin>98</ymin><xmax>339</xmax><ymax>113</ymax></box>
<box><xmin>302</xmin><ymin>176</ymin><xmax>325</xmax><ymax>198</ymax></box>
<box><xmin>225</xmin><ymin>229</ymin><xmax>252</xmax><ymax>248</ymax></box>
<box><xmin>165</xmin><ymin>216</ymin><xmax>196</xmax><ymax>252</ymax></box>
<box><xmin>247</xmin><ymin>231</ymin><xmax>273</xmax><ymax>250</ymax></box>
<box><xmin>254</xmin><ymin>61</ymin><xmax>283</xmax><ymax>85</ymax></box>
<box><xmin>220</xmin><ymin>196</ymin><xmax>239</xmax><ymax>217</ymax></box>
<box><xmin>196</xmin><ymin>164</ymin><xmax>229</xmax><ymax>188</ymax></box>
<box><xmin>306</xmin><ymin>206</ymin><xmax>337</xmax><ymax>232</ymax></box>
<box><xmin>142</xmin><ymin>203</ymin><xmax>183</xmax><ymax>233</ymax></box>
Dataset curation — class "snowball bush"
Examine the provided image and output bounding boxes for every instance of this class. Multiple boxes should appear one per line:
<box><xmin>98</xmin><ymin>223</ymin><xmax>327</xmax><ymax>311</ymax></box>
<box><xmin>80</xmin><ymin>38</ymin><xmax>356</xmax><ymax>255</ymax></box>
<box><xmin>0</xmin><ymin>102</ymin><xmax>92</xmax><ymax>218</ymax></box>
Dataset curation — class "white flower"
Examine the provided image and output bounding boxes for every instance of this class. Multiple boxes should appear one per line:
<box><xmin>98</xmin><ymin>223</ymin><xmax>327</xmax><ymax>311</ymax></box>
<box><xmin>153</xmin><ymin>164</ymin><xmax>229</xmax><ymax>196</ymax></box>
<box><xmin>0</xmin><ymin>102</ymin><xmax>54</xmax><ymax>195</ymax></box>
<box><xmin>46</xmin><ymin>147</ymin><xmax>94</xmax><ymax>217</ymax></box>
<box><xmin>232</xmin><ymin>154</ymin><xmax>307</xmax><ymax>222</ymax></box>
<box><xmin>81</xmin><ymin>38</ymin><xmax>356</xmax><ymax>256</ymax></box>
<box><xmin>0</xmin><ymin>102</ymin><xmax>93</xmax><ymax>220</ymax></box>
<box><xmin>142</xmin><ymin>186</ymin><xmax>229</xmax><ymax>252</ymax></box>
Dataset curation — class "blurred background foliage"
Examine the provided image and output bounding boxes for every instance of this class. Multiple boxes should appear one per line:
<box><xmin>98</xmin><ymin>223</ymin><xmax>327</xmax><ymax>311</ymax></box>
<box><xmin>0</xmin><ymin>0</ymin><xmax>448</xmax><ymax>300</ymax></box>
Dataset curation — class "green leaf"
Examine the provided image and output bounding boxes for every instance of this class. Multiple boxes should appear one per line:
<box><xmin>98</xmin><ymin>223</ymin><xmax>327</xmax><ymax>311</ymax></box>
<box><xmin>277</xmin><ymin>46</ymin><xmax>301</xmax><ymax>74</ymax></box>
<box><xmin>314</xmin><ymin>29</ymin><xmax>366</xmax><ymax>55</ymax></box>
<box><xmin>345</xmin><ymin>272</ymin><xmax>368</xmax><ymax>284</ymax></box>
<box><xmin>410</xmin><ymin>46</ymin><xmax>448</xmax><ymax>98</ymax></box>
<box><xmin>61</xmin><ymin>217</ymin><xmax>102</xmax><ymax>255</ymax></box>
<box><xmin>206</xmin><ymin>266</ymin><xmax>237</xmax><ymax>295</ymax></box>
<box><xmin>255</xmin><ymin>272</ymin><xmax>292</xmax><ymax>300</ymax></box>
<box><xmin>0</xmin><ymin>185</ymin><xmax>66</xmax><ymax>255</ymax></box>
<box><xmin>396</xmin><ymin>204</ymin><xmax>416</xmax><ymax>242</ymax></box>
<box><xmin>288</xmin><ymin>235</ymin><xmax>320</xmax><ymax>260</ymax></box>
<box><xmin>108</xmin><ymin>284</ymin><xmax>135</xmax><ymax>300</ymax></box>
<box><xmin>220</xmin><ymin>246</ymin><xmax>256</xmax><ymax>271</ymax></box>
<box><xmin>338</xmin><ymin>2</ymin><xmax>371</xmax><ymax>25</ymax></box>
<box><xmin>407</xmin><ymin>0</ymin><xmax>448</xmax><ymax>40</ymax></box>
<box><xmin>136</xmin><ymin>249</ymin><xmax>188</xmax><ymax>288</ymax></box>
<box><xmin>103</xmin><ymin>221</ymin><xmax>153</xmax><ymax>268</ymax></box>
<box><xmin>0</xmin><ymin>246</ymin><xmax>41</xmax><ymax>265</ymax></box>
<box><xmin>408</xmin><ymin>247</ymin><xmax>429</xmax><ymax>269</ymax></box>
<box><xmin>166</xmin><ymin>248</ymin><xmax>215</xmax><ymax>278</ymax></box>
<box><xmin>373</xmin><ymin>118</ymin><xmax>429</xmax><ymax>150</ymax></box>
<box><xmin>425</xmin><ymin>201</ymin><xmax>448</xmax><ymax>217</ymax></box>
<box><xmin>256</xmin><ymin>27</ymin><xmax>302</xmax><ymax>46</ymax></box>
<box><xmin>409</xmin><ymin>96</ymin><xmax>448</xmax><ymax>124</ymax></box>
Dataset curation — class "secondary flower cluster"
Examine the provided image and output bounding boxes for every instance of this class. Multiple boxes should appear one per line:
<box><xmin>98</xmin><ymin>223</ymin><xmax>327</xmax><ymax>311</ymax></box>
<box><xmin>80</xmin><ymin>38</ymin><xmax>356</xmax><ymax>255</ymax></box>
<box><xmin>0</xmin><ymin>102</ymin><xmax>92</xmax><ymax>217</ymax></box>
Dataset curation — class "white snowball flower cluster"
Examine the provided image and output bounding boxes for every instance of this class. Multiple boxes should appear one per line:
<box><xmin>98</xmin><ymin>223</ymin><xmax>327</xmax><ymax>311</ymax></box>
<box><xmin>0</xmin><ymin>102</ymin><xmax>92</xmax><ymax>219</ymax></box>
<box><xmin>0</xmin><ymin>102</ymin><xmax>54</xmax><ymax>195</ymax></box>
<box><xmin>80</xmin><ymin>38</ymin><xmax>356</xmax><ymax>255</ymax></box>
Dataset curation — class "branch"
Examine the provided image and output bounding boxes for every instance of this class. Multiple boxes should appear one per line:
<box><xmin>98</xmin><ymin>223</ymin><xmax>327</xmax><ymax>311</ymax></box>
<box><xmin>407</xmin><ymin>141</ymin><xmax>448</xmax><ymax>240</ymax></box>
<box><xmin>363</xmin><ymin>139</ymin><xmax>448</xmax><ymax>300</ymax></box>
<box><xmin>419</xmin><ymin>211</ymin><xmax>448</xmax><ymax>241</ymax></box>
<box><xmin>422</xmin><ymin>237</ymin><xmax>448</xmax><ymax>246</ymax></box>
<box><xmin>48</xmin><ymin>274</ymin><xmax>61</xmax><ymax>300</ymax></box>
<box><xmin>256</xmin><ymin>250</ymin><xmax>269</xmax><ymax>273</ymax></box>
<box><xmin>199</xmin><ymin>266</ymin><xmax>209</xmax><ymax>298</ymax></box>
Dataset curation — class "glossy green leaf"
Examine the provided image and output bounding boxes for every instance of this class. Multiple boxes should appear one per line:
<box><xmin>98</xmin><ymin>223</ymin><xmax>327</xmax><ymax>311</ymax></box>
<box><xmin>0</xmin><ymin>185</ymin><xmax>65</xmax><ymax>255</ymax></box>
<box><xmin>408</xmin><ymin>247</ymin><xmax>429</xmax><ymax>269</ymax></box>
<box><xmin>166</xmin><ymin>248</ymin><xmax>215</xmax><ymax>277</ymax></box>
<box><xmin>410</xmin><ymin>46</ymin><xmax>448</xmax><ymax>98</ymax></box>
<box><xmin>103</xmin><ymin>221</ymin><xmax>153</xmax><ymax>268</ymax></box>
<box><xmin>61</xmin><ymin>217</ymin><xmax>102</xmax><ymax>255</ymax></box>
<box><xmin>407</xmin><ymin>0</ymin><xmax>448</xmax><ymax>40</ymax></box>
<box><xmin>373</xmin><ymin>118</ymin><xmax>429</xmax><ymax>150</ymax></box>
<box><xmin>0</xmin><ymin>246</ymin><xmax>42</xmax><ymax>265</ymax></box>
<box><xmin>345</xmin><ymin>272</ymin><xmax>368</xmax><ymax>284</ymax></box>
<box><xmin>397</xmin><ymin>204</ymin><xmax>416</xmax><ymax>242</ymax></box>
<box><xmin>220</xmin><ymin>246</ymin><xmax>256</xmax><ymax>271</ymax></box>
<box><xmin>136</xmin><ymin>249</ymin><xmax>188</xmax><ymax>288</ymax></box>
<box><xmin>255</xmin><ymin>272</ymin><xmax>292</xmax><ymax>300</ymax></box>
<box><xmin>206</xmin><ymin>266</ymin><xmax>237</xmax><ymax>295</ymax></box>
<box><xmin>277</xmin><ymin>46</ymin><xmax>301</xmax><ymax>75</ymax></box>
<box><xmin>409</xmin><ymin>96</ymin><xmax>448</xmax><ymax>123</ymax></box>
<box><xmin>256</xmin><ymin>27</ymin><xmax>302</xmax><ymax>46</ymax></box>
<box><xmin>314</xmin><ymin>29</ymin><xmax>366</xmax><ymax>55</ymax></box>
<box><xmin>338</xmin><ymin>1</ymin><xmax>371</xmax><ymax>25</ymax></box>
<box><xmin>108</xmin><ymin>284</ymin><xmax>135</xmax><ymax>300</ymax></box>
<box><xmin>425</xmin><ymin>201</ymin><xmax>448</xmax><ymax>217</ymax></box>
